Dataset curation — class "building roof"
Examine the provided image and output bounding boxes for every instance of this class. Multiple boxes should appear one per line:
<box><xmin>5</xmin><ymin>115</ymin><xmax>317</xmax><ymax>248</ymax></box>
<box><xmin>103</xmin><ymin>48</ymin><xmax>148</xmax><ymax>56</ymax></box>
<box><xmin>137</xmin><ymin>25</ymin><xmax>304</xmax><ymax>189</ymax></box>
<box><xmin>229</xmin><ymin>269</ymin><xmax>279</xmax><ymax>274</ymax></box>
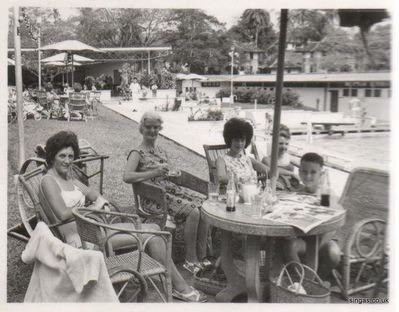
<box><xmin>204</xmin><ymin>72</ymin><xmax>390</xmax><ymax>83</ymax></box>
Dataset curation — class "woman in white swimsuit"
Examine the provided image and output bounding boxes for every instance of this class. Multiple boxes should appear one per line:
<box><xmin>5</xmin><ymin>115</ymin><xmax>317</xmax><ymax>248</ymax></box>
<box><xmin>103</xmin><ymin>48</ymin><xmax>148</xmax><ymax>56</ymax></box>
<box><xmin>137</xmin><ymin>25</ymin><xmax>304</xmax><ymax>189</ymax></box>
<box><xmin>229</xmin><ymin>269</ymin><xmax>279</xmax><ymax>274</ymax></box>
<box><xmin>40</xmin><ymin>131</ymin><xmax>207</xmax><ymax>302</ymax></box>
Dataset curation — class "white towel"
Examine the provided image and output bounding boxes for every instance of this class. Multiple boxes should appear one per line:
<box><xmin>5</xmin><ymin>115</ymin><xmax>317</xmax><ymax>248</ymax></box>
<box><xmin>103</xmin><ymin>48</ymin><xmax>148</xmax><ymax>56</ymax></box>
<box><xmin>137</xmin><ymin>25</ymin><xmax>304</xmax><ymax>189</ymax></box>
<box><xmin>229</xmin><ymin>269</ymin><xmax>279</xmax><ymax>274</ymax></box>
<box><xmin>22</xmin><ymin>222</ymin><xmax>118</xmax><ymax>302</ymax></box>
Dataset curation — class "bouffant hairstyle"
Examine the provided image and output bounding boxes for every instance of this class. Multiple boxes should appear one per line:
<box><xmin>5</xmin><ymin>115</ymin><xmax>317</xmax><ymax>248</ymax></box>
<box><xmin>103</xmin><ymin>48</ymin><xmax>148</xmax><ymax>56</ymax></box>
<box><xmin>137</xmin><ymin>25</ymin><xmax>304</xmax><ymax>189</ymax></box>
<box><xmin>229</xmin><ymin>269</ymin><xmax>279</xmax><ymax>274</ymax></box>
<box><xmin>45</xmin><ymin>131</ymin><xmax>80</xmax><ymax>166</ymax></box>
<box><xmin>300</xmin><ymin>152</ymin><xmax>324</xmax><ymax>167</ymax></box>
<box><xmin>223</xmin><ymin>118</ymin><xmax>253</xmax><ymax>148</ymax></box>
<box><xmin>139</xmin><ymin>111</ymin><xmax>164</xmax><ymax>134</ymax></box>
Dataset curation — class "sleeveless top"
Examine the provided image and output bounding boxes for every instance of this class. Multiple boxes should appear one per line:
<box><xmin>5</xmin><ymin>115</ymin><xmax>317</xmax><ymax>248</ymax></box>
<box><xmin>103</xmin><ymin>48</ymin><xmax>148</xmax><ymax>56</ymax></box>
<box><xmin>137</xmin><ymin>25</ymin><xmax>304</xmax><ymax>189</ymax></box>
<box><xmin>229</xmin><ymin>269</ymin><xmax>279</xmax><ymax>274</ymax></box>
<box><xmin>52</xmin><ymin>177</ymin><xmax>86</xmax><ymax>209</ymax></box>
<box><xmin>223</xmin><ymin>153</ymin><xmax>257</xmax><ymax>184</ymax></box>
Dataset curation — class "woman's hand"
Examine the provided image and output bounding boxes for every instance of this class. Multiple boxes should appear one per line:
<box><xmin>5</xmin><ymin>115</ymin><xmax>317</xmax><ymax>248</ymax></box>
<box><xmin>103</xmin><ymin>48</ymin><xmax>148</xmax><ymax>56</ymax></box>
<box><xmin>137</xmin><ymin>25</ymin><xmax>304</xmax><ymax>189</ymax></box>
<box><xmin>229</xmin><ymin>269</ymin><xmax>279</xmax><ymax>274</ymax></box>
<box><xmin>155</xmin><ymin>163</ymin><xmax>170</xmax><ymax>177</ymax></box>
<box><xmin>92</xmin><ymin>196</ymin><xmax>109</xmax><ymax>210</ymax></box>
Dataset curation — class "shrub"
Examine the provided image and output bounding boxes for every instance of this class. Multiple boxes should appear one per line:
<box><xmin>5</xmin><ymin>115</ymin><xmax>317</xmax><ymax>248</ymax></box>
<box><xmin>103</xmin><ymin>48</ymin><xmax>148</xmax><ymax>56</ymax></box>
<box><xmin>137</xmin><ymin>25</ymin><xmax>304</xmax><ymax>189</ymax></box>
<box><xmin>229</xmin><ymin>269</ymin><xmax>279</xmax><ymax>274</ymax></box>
<box><xmin>215</xmin><ymin>88</ymin><xmax>231</xmax><ymax>98</ymax></box>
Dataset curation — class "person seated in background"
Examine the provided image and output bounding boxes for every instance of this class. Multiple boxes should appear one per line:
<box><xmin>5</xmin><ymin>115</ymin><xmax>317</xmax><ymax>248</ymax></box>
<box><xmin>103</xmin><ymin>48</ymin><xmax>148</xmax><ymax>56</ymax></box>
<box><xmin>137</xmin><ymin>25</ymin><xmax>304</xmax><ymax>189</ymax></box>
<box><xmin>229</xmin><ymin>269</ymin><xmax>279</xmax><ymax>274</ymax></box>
<box><xmin>216</xmin><ymin>117</ymin><xmax>269</xmax><ymax>186</ymax></box>
<box><xmin>262</xmin><ymin>124</ymin><xmax>300</xmax><ymax>191</ymax></box>
<box><xmin>123</xmin><ymin>111</ymin><xmax>211</xmax><ymax>275</ymax></box>
<box><xmin>282</xmin><ymin>152</ymin><xmax>341</xmax><ymax>281</ymax></box>
<box><xmin>40</xmin><ymin>130</ymin><xmax>207</xmax><ymax>302</ymax></box>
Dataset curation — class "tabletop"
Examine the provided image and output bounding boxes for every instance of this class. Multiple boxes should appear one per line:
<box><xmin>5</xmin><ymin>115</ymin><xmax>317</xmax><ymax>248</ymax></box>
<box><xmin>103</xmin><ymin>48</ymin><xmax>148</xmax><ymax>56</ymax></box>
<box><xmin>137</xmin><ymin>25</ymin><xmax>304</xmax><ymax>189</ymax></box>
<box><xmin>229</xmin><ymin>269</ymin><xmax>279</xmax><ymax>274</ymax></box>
<box><xmin>202</xmin><ymin>200</ymin><xmax>345</xmax><ymax>237</ymax></box>
<box><xmin>300</xmin><ymin>121</ymin><xmax>355</xmax><ymax>126</ymax></box>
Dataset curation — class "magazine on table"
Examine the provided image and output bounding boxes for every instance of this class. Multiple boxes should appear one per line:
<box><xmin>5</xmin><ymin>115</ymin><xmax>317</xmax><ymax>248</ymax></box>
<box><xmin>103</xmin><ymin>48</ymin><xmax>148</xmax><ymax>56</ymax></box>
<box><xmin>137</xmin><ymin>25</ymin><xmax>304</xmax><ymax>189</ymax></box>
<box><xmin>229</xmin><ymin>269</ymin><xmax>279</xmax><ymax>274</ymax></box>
<box><xmin>262</xmin><ymin>192</ymin><xmax>345</xmax><ymax>233</ymax></box>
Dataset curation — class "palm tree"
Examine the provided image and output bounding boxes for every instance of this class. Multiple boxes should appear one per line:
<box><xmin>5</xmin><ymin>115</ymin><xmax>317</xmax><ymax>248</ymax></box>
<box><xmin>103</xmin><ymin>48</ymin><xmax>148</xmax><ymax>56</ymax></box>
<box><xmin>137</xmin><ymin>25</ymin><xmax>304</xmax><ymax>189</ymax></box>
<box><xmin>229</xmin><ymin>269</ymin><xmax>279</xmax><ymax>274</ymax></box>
<box><xmin>242</xmin><ymin>9</ymin><xmax>270</xmax><ymax>48</ymax></box>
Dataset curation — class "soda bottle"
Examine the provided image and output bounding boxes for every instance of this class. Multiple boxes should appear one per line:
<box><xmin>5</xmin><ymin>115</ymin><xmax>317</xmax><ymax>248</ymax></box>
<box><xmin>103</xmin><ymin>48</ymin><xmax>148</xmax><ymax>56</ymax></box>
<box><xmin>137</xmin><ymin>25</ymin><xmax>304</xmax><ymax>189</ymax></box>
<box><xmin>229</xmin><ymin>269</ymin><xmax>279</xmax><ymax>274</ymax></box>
<box><xmin>262</xmin><ymin>179</ymin><xmax>274</xmax><ymax>214</ymax></box>
<box><xmin>226</xmin><ymin>172</ymin><xmax>236</xmax><ymax>212</ymax></box>
<box><xmin>320</xmin><ymin>169</ymin><xmax>331</xmax><ymax>207</ymax></box>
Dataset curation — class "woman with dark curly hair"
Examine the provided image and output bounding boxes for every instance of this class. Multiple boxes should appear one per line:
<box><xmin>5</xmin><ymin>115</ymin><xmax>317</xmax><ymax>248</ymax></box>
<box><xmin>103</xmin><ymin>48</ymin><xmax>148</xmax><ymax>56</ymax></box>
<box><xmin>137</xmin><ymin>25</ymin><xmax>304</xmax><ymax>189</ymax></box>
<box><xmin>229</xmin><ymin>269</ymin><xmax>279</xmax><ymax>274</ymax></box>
<box><xmin>216</xmin><ymin>117</ymin><xmax>268</xmax><ymax>185</ymax></box>
<box><xmin>40</xmin><ymin>130</ymin><xmax>207</xmax><ymax>302</ymax></box>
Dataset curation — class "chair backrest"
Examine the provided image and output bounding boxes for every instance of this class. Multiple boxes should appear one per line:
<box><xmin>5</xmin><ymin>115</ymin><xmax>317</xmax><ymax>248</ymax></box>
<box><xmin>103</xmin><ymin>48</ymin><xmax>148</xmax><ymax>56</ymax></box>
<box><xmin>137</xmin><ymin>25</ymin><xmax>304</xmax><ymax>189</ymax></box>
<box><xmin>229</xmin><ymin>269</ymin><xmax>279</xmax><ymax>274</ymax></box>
<box><xmin>17</xmin><ymin>163</ymin><xmax>49</xmax><ymax>235</ymax></box>
<box><xmin>338</xmin><ymin>167</ymin><xmax>389</xmax><ymax>243</ymax></box>
<box><xmin>69</xmin><ymin>92</ymin><xmax>88</xmax><ymax>109</ymax></box>
<box><xmin>203</xmin><ymin>144</ymin><xmax>229</xmax><ymax>183</ymax></box>
<box><xmin>36</xmin><ymin>90</ymin><xmax>49</xmax><ymax>107</ymax></box>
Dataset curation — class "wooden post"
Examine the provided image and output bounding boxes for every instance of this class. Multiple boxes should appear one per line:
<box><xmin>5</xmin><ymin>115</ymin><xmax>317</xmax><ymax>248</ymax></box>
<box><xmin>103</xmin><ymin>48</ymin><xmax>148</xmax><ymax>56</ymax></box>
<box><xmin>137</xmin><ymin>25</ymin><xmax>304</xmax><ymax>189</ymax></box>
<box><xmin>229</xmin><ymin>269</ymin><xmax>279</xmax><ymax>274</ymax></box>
<box><xmin>13</xmin><ymin>6</ymin><xmax>25</xmax><ymax>169</ymax></box>
<box><xmin>147</xmin><ymin>50</ymin><xmax>150</xmax><ymax>73</ymax></box>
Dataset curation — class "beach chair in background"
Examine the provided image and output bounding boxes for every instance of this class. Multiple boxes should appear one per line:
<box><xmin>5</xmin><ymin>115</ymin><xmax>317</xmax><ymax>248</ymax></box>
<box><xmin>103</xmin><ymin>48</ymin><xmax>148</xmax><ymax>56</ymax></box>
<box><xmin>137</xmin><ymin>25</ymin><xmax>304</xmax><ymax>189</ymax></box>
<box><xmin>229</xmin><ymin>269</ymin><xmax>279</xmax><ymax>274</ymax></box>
<box><xmin>72</xmin><ymin>207</ymin><xmax>172</xmax><ymax>302</ymax></box>
<box><xmin>68</xmin><ymin>92</ymin><xmax>89</xmax><ymax>122</ymax></box>
<box><xmin>130</xmin><ymin>171</ymin><xmax>209</xmax><ymax>262</ymax></box>
<box><xmin>332</xmin><ymin>167</ymin><xmax>389</xmax><ymax>298</ymax></box>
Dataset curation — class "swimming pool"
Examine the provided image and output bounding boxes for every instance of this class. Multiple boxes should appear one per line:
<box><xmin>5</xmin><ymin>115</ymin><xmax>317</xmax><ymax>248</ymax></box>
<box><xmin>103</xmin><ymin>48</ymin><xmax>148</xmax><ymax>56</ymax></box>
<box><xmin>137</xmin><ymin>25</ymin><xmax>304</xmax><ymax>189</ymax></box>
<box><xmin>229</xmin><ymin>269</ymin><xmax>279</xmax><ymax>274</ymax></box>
<box><xmin>290</xmin><ymin>132</ymin><xmax>390</xmax><ymax>171</ymax></box>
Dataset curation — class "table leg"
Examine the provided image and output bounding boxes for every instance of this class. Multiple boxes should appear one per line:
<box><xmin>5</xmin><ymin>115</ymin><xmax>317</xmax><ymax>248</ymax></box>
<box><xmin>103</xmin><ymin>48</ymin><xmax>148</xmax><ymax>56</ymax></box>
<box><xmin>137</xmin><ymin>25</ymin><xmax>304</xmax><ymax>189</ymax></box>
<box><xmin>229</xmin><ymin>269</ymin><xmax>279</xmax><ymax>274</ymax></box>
<box><xmin>304</xmin><ymin>235</ymin><xmax>319</xmax><ymax>274</ymax></box>
<box><xmin>245</xmin><ymin>235</ymin><xmax>261</xmax><ymax>302</ymax></box>
<box><xmin>216</xmin><ymin>230</ymin><xmax>246</xmax><ymax>302</ymax></box>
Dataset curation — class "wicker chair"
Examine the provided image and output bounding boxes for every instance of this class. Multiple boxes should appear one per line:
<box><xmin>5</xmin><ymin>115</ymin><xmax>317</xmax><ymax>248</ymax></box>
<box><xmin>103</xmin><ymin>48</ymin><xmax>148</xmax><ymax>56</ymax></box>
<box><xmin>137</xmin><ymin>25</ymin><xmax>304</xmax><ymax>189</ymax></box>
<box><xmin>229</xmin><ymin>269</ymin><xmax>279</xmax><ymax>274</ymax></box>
<box><xmin>332</xmin><ymin>167</ymin><xmax>389</xmax><ymax>298</ymax></box>
<box><xmin>131</xmin><ymin>170</ymin><xmax>208</xmax><ymax>262</ymax></box>
<box><xmin>68</xmin><ymin>92</ymin><xmax>89</xmax><ymax>122</ymax></box>
<box><xmin>72</xmin><ymin>207</ymin><xmax>173</xmax><ymax>302</ymax></box>
<box><xmin>7</xmin><ymin>151</ymin><xmax>110</xmax><ymax>242</ymax></box>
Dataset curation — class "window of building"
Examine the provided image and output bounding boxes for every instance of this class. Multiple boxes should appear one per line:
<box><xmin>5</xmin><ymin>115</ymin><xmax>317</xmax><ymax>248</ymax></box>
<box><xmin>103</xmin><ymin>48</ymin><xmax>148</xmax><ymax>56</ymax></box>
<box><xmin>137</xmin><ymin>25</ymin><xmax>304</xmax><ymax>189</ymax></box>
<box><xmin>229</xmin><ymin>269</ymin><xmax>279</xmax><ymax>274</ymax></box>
<box><xmin>365</xmin><ymin>88</ymin><xmax>382</xmax><ymax>98</ymax></box>
<box><xmin>343</xmin><ymin>88</ymin><xmax>358</xmax><ymax>97</ymax></box>
<box><xmin>201</xmin><ymin>82</ymin><xmax>221</xmax><ymax>87</ymax></box>
<box><xmin>250</xmin><ymin>52</ymin><xmax>254</xmax><ymax>60</ymax></box>
<box><xmin>374</xmin><ymin>89</ymin><xmax>381</xmax><ymax>97</ymax></box>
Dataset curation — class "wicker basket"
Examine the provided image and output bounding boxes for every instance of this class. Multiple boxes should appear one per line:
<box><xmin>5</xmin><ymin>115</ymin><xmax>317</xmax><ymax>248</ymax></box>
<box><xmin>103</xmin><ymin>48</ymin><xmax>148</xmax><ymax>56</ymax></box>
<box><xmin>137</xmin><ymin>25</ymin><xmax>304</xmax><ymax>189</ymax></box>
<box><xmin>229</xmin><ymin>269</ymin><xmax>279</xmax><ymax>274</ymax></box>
<box><xmin>270</xmin><ymin>262</ymin><xmax>330</xmax><ymax>303</ymax></box>
<box><xmin>193</xmin><ymin>260</ymin><xmax>227</xmax><ymax>296</ymax></box>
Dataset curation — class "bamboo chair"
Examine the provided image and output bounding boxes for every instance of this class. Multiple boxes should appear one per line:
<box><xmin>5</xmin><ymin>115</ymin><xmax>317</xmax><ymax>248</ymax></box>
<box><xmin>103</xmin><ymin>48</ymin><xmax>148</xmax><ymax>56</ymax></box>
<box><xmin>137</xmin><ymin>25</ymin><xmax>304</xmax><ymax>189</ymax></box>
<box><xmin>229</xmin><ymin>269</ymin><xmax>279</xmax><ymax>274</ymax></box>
<box><xmin>72</xmin><ymin>207</ymin><xmax>173</xmax><ymax>302</ymax></box>
<box><xmin>131</xmin><ymin>170</ymin><xmax>209</xmax><ymax>261</ymax></box>
<box><xmin>332</xmin><ymin>167</ymin><xmax>389</xmax><ymax>298</ymax></box>
<box><xmin>68</xmin><ymin>92</ymin><xmax>89</xmax><ymax>122</ymax></box>
<box><xmin>7</xmin><ymin>151</ymin><xmax>110</xmax><ymax>242</ymax></box>
<box><xmin>203</xmin><ymin>143</ymin><xmax>266</xmax><ymax>185</ymax></box>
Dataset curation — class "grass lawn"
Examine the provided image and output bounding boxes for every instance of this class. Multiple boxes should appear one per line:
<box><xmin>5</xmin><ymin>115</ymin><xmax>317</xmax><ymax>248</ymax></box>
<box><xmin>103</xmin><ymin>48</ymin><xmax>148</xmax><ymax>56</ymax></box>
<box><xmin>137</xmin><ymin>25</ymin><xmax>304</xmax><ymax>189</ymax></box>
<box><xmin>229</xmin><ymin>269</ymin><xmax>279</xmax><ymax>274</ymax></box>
<box><xmin>7</xmin><ymin>104</ymin><xmax>209</xmax><ymax>302</ymax></box>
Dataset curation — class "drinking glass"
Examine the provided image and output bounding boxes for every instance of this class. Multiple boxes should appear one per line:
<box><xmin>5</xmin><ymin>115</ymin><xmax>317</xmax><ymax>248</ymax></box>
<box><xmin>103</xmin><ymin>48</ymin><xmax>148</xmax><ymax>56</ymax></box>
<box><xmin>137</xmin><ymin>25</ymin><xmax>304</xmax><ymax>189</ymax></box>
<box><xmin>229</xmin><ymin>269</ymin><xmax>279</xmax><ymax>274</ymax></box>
<box><xmin>251</xmin><ymin>194</ymin><xmax>263</xmax><ymax>218</ymax></box>
<box><xmin>208</xmin><ymin>182</ymin><xmax>220</xmax><ymax>201</ymax></box>
<box><xmin>166</xmin><ymin>155</ymin><xmax>181</xmax><ymax>177</ymax></box>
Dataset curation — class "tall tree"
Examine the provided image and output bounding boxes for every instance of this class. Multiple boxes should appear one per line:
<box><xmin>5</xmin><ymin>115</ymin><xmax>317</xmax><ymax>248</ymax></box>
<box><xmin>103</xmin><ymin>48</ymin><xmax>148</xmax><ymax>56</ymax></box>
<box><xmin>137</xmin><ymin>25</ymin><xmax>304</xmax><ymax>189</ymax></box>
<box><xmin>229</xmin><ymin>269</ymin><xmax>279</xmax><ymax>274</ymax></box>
<box><xmin>287</xmin><ymin>9</ymin><xmax>332</xmax><ymax>44</ymax></box>
<box><xmin>241</xmin><ymin>9</ymin><xmax>271</xmax><ymax>48</ymax></box>
<box><xmin>228</xmin><ymin>9</ymin><xmax>275</xmax><ymax>49</ymax></box>
<box><xmin>163</xmin><ymin>9</ymin><xmax>230</xmax><ymax>73</ymax></box>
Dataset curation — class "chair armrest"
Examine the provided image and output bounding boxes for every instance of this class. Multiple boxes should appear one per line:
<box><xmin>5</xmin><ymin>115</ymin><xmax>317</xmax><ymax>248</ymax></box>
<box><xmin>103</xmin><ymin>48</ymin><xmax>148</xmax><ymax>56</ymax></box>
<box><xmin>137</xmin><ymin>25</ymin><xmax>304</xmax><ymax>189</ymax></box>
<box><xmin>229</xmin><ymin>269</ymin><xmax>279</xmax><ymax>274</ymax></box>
<box><xmin>173</xmin><ymin>170</ymin><xmax>208</xmax><ymax>195</ymax></box>
<box><xmin>132</xmin><ymin>181</ymin><xmax>168</xmax><ymax>226</ymax></box>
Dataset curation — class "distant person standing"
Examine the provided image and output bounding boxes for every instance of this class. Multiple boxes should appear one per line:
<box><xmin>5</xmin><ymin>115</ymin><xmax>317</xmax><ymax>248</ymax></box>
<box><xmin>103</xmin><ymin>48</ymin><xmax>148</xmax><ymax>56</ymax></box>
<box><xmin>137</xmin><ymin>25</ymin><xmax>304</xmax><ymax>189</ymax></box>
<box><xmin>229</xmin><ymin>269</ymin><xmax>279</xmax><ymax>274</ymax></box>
<box><xmin>129</xmin><ymin>77</ymin><xmax>141</xmax><ymax>102</ymax></box>
<box><xmin>151</xmin><ymin>83</ymin><xmax>158</xmax><ymax>97</ymax></box>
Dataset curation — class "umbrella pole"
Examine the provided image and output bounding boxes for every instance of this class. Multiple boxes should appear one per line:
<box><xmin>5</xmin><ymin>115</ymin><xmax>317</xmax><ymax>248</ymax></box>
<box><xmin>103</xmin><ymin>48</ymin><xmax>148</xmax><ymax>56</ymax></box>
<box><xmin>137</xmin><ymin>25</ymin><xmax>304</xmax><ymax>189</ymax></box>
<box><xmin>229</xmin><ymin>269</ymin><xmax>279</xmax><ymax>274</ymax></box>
<box><xmin>269</xmin><ymin>9</ymin><xmax>288</xmax><ymax>193</ymax></box>
<box><xmin>71</xmin><ymin>54</ymin><xmax>74</xmax><ymax>85</ymax></box>
<box><xmin>13</xmin><ymin>6</ymin><xmax>25</xmax><ymax>168</ymax></box>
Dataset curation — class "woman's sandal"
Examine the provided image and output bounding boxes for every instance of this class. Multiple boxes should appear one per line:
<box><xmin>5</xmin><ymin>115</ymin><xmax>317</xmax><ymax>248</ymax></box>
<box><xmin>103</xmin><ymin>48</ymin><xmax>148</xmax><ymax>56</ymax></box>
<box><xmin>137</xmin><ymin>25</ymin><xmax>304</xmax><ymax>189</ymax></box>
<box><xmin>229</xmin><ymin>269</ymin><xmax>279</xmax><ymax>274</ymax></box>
<box><xmin>182</xmin><ymin>260</ymin><xmax>202</xmax><ymax>274</ymax></box>
<box><xmin>172</xmin><ymin>287</ymin><xmax>207</xmax><ymax>303</ymax></box>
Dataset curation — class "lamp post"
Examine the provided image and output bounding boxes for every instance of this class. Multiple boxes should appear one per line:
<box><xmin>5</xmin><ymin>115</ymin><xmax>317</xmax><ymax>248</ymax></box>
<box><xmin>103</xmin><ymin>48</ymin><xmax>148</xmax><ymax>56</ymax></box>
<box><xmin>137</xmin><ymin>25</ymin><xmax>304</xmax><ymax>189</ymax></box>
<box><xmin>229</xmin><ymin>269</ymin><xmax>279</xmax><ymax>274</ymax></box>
<box><xmin>228</xmin><ymin>47</ymin><xmax>239</xmax><ymax>107</ymax></box>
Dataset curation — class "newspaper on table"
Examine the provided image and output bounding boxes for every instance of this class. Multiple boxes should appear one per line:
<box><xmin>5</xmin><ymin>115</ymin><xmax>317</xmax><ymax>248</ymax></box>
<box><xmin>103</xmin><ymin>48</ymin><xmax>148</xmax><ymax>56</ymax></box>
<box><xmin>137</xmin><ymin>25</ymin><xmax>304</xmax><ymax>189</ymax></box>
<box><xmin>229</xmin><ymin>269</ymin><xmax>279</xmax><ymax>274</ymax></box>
<box><xmin>262</xmin><ymin>192</ymin><xmax>345</xmax><ymax>233</ymax></box>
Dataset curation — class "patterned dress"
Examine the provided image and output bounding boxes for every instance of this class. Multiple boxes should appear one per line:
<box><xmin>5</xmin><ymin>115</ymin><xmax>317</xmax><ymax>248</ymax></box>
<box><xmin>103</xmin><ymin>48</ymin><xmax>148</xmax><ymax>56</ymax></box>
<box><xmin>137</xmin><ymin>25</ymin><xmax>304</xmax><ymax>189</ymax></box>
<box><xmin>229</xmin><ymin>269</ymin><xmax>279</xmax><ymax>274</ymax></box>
<box><xmin>222</xmin><ymin>153</ymin><xmax>258</xmax><ymax>184</ymax></box>
<box><xmin>128</xmin><ymin>146</ymin><xmax>206</xmax><ymax>226</ymax></box>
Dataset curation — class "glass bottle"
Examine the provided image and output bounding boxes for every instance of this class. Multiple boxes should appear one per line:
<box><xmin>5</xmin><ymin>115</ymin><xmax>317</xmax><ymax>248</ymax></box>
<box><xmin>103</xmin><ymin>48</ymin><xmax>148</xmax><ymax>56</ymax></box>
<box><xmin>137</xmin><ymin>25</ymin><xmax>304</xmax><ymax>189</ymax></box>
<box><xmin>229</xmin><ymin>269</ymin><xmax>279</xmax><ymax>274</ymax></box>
<box><xmin>320</xmin><ymin>169</ymin><xmax>331</xmax><ymax>207</ymax></box>
<box><xmin>262</xmin><ymin>179</ymin><xmax>274</xmax><ymax>214</ymax></box>
<box><xmin>226</xmin><ymin>172</ymin><xmax>236</xmax><ymax>212</ymax></box>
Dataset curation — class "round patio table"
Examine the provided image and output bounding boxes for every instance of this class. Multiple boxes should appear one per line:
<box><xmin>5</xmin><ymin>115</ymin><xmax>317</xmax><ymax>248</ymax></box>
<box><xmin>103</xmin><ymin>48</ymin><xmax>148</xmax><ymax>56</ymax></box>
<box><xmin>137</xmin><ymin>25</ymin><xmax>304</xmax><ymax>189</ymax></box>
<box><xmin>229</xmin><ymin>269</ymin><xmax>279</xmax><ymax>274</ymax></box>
<box><xmin>202</xmin><ymin>200</ymin><xmax>345</xmax><ymax>303</ymax></box>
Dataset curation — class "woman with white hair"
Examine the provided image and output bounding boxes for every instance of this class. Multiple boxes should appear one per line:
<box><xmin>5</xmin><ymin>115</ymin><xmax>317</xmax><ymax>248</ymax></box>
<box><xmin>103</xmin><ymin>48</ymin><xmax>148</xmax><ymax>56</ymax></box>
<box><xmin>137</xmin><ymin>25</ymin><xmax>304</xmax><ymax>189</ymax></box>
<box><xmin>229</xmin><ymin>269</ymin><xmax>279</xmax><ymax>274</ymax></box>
<box><xmin>123</xmin><ymin>111</ymin><xmax>211</xmax><ymax>275</ymax></box>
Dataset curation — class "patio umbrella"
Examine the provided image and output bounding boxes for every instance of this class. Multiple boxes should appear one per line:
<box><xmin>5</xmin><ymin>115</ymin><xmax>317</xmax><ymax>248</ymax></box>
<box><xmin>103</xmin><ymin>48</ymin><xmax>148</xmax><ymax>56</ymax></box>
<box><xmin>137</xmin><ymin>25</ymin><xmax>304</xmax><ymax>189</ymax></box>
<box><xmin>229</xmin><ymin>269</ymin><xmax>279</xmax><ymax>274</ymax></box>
<box><xmin>43</xmin><ymin>61</ymin><xmax>82</xmax><ymax>85</ymax></box>
<box><xmin>269</xmin><ymin>9</ymin><xmax>288</xmax><ymax>192</ymax></box>
<box><xmin>176</xmin><ymin>73</ymin><xmax>207</xmax><ymax>88</ymax></box>
<box><xmin>41</xmin><ymin>52</ymin><xmax>94</xmax><ymax>64</ymax></box>
<box><xmin>40</xmin><ymin>40</ymin><xmax>103</xmax><ymax>85</ymax></box>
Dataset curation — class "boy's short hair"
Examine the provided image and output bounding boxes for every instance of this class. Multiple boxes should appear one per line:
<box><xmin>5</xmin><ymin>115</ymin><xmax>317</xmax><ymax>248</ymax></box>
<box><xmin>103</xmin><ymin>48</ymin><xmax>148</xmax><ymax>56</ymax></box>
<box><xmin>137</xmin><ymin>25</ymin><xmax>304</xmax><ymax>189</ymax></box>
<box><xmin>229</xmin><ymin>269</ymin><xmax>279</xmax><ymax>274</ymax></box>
<box><xmin>300</xmin><ymin>152</ymin><xmax>324</xmax><ymax>167</ymax></box>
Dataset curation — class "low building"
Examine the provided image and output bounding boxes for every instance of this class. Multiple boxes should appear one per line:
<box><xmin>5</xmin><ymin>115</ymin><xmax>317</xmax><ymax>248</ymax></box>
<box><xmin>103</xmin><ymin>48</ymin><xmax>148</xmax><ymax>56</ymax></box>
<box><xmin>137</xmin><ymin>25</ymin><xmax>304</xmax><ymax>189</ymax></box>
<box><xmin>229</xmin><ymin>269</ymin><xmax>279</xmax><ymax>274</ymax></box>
<box><xmin>181</xmin><ymin>72</ymin><xmax>391</xmax><ymax>121</ymax></box>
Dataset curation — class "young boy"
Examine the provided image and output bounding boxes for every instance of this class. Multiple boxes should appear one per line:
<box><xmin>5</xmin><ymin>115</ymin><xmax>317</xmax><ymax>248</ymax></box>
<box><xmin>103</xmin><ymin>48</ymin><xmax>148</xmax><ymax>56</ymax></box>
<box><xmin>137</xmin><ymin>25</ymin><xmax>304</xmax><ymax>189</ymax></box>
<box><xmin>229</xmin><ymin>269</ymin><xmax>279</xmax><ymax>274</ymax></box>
<box><xmin>283</xmin><ymin>152</ymin><xmax>341</xmax><ymax>280</ymax></box>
